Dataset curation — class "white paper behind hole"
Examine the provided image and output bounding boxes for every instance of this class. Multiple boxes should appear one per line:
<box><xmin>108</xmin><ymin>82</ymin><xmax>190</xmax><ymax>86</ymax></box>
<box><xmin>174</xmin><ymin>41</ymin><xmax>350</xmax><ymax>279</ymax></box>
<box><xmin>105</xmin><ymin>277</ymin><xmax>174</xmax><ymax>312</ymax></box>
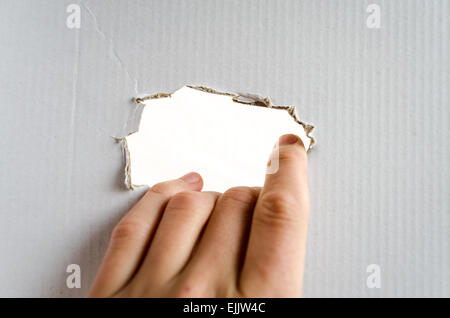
<box><xmin>127</xmin><ymin>86</ymin><xmax>310</xmax><ymax>192</ymax></box>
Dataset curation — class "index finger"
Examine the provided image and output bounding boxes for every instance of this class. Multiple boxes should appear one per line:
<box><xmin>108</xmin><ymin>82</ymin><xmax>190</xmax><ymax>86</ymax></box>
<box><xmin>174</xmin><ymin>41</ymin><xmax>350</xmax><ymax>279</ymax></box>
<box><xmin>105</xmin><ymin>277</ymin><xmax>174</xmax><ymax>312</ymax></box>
<box><xmin>240</xmin><ymin>134</ymin><xmax>310</xmax><ymax>297</ymax></box>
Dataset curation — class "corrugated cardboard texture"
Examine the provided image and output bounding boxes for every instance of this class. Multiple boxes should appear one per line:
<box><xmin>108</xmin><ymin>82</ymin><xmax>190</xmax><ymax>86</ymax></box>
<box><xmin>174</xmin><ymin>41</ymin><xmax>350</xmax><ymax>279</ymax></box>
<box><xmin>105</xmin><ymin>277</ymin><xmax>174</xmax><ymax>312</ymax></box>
<box><xmin>0</xmin><ymin>0</ymin><xmax>448</xmax><ymax>297</ymax></box>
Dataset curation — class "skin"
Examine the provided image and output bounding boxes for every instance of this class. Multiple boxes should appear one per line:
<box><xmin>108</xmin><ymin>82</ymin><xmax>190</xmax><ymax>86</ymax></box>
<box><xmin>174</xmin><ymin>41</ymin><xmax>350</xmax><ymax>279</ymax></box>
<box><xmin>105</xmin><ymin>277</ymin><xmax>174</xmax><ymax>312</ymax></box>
<box><xmin>88</xmin><ymin>134</ymin><xmax>310</xmax><ymax>297</ymax></box>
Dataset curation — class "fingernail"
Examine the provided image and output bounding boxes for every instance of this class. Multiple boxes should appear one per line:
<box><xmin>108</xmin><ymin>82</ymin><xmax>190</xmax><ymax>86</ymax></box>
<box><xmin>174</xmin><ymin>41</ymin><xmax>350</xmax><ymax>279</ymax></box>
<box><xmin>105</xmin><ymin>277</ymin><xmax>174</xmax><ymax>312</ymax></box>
<box><xmin>279</xmin><ymin>134</ymin><xmax>300</xmax><ymax>146</ymax></box>
<box><xmin>181</xmin><ymin>172</ymin><xmax>201</xmax><ymax>184</ymax></box>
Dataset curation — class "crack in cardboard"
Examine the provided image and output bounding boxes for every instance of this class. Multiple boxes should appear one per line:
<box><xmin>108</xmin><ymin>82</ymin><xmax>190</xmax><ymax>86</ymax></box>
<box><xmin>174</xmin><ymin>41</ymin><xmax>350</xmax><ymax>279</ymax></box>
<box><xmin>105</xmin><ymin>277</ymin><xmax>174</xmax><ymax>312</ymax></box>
<box><xmin>124</xmin><ymin>85</ymin><xmax>316</xmax><ymax>190</ymax></box>
<box><xmin>64</xmin><ymin>19</ymin><xmax>82</xmax><ymax>214</ymax></box>
<box><xmin>83</xmin><ymin>3</ymin><xmax>139</xmax><ymax>95</ymax></box>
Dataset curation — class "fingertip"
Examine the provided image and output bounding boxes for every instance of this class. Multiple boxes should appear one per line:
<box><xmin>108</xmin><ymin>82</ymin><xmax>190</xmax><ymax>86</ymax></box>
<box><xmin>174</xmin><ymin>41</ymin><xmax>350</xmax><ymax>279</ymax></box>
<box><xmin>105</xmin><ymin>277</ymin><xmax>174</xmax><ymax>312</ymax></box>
<box><xmin>278</xmin><ymin>134</ymin><xmax>305</xmax><ymax>150</ymax></box>
<box><xmin>180</xmin><ymin>172</ymin><xmax>203</xmax><ymax>190</ymax></box>
<box><xmin>264</xmin><ymin>133</ymin><xmax>309</xmax><ymax>192</ymax></box>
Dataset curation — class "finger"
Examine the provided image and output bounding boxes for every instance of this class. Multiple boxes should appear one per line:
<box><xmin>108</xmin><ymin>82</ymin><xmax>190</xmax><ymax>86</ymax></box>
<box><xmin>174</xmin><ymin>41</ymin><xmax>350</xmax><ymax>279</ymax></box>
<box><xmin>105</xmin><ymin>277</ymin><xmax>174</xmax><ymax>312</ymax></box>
<box><xmin>88</xmin><ymin>172</ymin><xmax>203</xmax><ymax>297</ymax></box>
<box><xmin>187</xmin><ymin>187</ymin><xmax>260</xmax><ymax>291</ymax></box>
<box><xmin>137</xmin><ymin>190</ymin><xmax>220</xmax><ymax>284</ymax></box>
<box><xmin>240</xmin><ymin>134</ymin><xmax>310</xmax><ymax>297</ymax></box>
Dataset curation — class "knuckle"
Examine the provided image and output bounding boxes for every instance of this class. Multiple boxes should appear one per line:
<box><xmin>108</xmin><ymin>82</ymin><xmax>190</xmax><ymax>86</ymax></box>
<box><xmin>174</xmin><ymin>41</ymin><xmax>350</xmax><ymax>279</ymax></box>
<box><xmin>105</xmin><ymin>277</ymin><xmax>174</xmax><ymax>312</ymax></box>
<box><xmin>257</xmin><ymin>191</ymin><xmax>299</xmax><ymax>226</ymax></box>
<box><xmin>110</xmin><ymin>220</ymin><xmax>147</xmax><ymax>244</ymax></box>
<box><xmin>173</xmin><ymin>281</ymin><xmax>208</xmax><ymax>298</ymax></box>
<box><xmin>173</xmin><ymin>283</ymin><xmax>195</xmax><ymax>298</ymax></box>
<box><xmin>277</xmin><ymin>146</ymin><xmax>305</xmax><ymax>165</ymax></box>
<box><xmin>148</xmin><ymin>182</ymin><xmax>171</xmax><ymax>195</ymax></box>
<box><xmin>222</xmin><ymin>187</ymin><xmax>258</xmax><ymax>206</ymax></box>
<box><xmin>166</xmin><ymin>191</ymin><xmax>202</xmax><ymax>212</ymax></box>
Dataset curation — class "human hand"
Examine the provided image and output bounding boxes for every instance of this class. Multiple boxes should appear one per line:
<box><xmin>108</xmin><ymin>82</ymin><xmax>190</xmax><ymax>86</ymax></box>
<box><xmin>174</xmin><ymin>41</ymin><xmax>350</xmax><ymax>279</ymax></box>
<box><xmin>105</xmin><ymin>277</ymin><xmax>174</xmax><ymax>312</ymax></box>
<box><xmin>88</xmin><ymin>134</ymin><xmax>310</xmax><ymax>297</ymax></box>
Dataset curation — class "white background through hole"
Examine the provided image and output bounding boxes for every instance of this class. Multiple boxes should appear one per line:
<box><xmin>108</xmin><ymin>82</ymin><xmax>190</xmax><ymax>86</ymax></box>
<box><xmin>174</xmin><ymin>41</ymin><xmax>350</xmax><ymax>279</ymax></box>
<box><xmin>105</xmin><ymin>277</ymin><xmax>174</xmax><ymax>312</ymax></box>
<box><xmin>127</xmin><ymin>86</ymin><xmax>310</xmax><ymax>192</ymax></box>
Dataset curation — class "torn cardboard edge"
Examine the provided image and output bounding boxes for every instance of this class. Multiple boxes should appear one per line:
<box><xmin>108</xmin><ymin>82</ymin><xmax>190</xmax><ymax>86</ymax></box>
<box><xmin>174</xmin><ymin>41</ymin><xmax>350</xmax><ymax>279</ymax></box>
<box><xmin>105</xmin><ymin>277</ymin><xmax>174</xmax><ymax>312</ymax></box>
<box><xmin>118</xmin><ymin>85</ymin><xmax>316</xmax><ymax>190</ymax></box>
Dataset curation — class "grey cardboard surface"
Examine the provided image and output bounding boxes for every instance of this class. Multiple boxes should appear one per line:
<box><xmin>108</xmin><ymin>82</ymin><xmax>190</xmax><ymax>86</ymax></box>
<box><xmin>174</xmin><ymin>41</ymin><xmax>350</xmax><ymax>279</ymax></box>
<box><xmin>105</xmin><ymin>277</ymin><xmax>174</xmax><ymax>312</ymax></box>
<box><xmin>0</xmin><ymin>0</ymin><xmax>448</xmax><ymax>297</ymax></box>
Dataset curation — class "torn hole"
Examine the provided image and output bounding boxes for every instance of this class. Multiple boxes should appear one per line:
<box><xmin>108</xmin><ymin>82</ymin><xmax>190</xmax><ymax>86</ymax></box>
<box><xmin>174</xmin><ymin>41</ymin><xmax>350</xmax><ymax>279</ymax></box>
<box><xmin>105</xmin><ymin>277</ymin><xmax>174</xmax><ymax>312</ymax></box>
<box><xmin>121</xmin><ymin>85</ymin><xmax>316</xmax><ymax>191</ymax></box>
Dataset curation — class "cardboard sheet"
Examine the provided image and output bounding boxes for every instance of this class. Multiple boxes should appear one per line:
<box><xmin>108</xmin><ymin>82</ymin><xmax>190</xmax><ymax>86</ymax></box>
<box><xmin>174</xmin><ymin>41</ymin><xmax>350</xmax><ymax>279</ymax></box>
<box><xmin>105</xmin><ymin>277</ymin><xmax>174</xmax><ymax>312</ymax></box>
<box><xmin>0</xmin><ymin>0</ymin><xmax>448</xmax><ymax>297</ymax></box>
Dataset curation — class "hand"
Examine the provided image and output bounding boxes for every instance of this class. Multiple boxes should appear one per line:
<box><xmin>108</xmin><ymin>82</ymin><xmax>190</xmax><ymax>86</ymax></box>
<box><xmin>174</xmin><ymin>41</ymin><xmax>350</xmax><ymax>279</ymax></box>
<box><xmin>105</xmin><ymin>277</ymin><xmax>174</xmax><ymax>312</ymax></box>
<box><xmin>88</xmin><ymin>134</ymin><xmax>310</xmax><ymax>297</ymax></box>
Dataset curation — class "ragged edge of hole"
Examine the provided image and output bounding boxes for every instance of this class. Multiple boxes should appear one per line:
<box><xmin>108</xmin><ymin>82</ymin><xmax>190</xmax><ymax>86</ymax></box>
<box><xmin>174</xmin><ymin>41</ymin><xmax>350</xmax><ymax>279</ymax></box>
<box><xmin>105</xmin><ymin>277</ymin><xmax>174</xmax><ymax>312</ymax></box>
<box><xmin>114</xmin><ymin>137</ymin><xmax>144</xmax><ymax>191</ymax></box>
<box><xmin>124</xmin><ymin>84</ymin><xmax>317</xmax><ymax>190</ymax></box>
